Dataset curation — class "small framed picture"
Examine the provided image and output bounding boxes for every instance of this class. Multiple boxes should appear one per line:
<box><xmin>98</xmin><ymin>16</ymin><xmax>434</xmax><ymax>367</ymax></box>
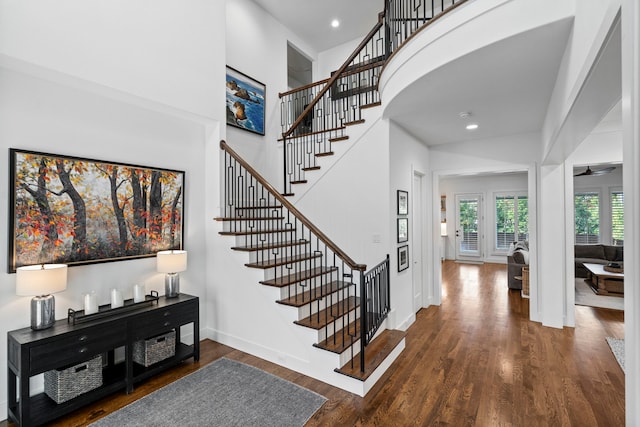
<box><xmin>397</xmin><ymin>190</ymin><xmax>408</xmax><ymax>215</ymax></box>
<box><xmin>397</xmin><ymin>218</ymin><xmax>408</xmax><ymax>243</ymax></box>
<box><xmin>398</xmin><ymin>245</ymin><xmax>409</xmax><ymax>272</ymax></box>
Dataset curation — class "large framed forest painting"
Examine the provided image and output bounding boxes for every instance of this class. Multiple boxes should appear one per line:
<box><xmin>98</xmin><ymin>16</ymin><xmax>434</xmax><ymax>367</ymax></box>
<box><xmin>8</xmin><ymin>149</ymin><xmax>185</xmax><ymax>273</ymax></box>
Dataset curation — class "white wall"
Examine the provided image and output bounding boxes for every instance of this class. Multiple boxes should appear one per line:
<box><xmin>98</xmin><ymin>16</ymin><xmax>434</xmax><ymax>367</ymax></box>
<box><xmin>0</xmin><ymin>0</ymin><xmax>225</xmax><ymax>417</ymax></box>
<box><xmin>389</xmin><ymin>122</ymin><xmax>432</xmax><ymax>329</ymax></box>
<box><xmin>0</xmin><ymin>0</ymin><xmax>224</xmax><ymax>120</ymax></box>
<box><xmin>0</xmin><ymin>68</ymin><xmax>211</xmax><ymax>414</ymax></box>
<box><xmin>317</xmin><ymin>37</ymin><xmax>361</xmax><ymax>79</ymax></box>
<box><xmin>225</xmin><ymin>0</ymin><xmax>318</xmax><ymax>187</ymax></box>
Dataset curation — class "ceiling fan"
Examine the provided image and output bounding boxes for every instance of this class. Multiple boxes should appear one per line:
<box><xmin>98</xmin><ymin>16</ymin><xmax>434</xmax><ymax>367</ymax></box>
<box><xmin>574</xmin><ymin>165</ymin><xmax>616</xmax><ymax>177</ymax></box>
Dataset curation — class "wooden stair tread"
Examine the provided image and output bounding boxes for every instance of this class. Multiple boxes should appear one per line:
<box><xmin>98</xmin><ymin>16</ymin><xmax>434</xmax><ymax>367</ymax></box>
<box><xmin>302</xmin><ymin>166</ymin><xmax>321</xmax><ymax>171</ymax></box>
<box><xmin>219</xmin><ymin>228</ymin><xmax>295</xmax><ymax>236</ymax></box>
<box><xmin>314</xmin><ymin>319</ymin><xmax>361</xmax><ymax>354</ymax></box>
<box><xmin>277</xmin><ymin>280</ymin><xmax>352</xmax><ymax>307</ymax></box>
<box><xmin>214</xmin><ymin>216</ymin><xmax>285</xmax><ymax>222</ymax></box>
<box><xmin>291</xmin><ymin>180</ymin><xmax>308</xmax><ymax>185</ymax></box>
<box><xmin>294</xmin><ymin>296</ymin><xmax>360</xmax><ymax>330</ymax></box>
<box><xmin>360</xmin><ymin>101</ymin><xmax>382</xmax><ymax>110</ymax></box>
<box><xmin>344</xmin><ymin>119</ymin><xmax>365</xmax><ymax>126</ymax></box>
<box><xmin>245</xmin><ymin>252</ymin><xmax>322</xmax><ymax>269</ymax></box>
<box><xmin>315</xmin><ymin>152</ymin><xmax>334</xmax><ymax>158</ymax></box>
<box><xmin>260</xmin><ymin>266</ymin><xmax>338</xmax><ymax>287</ymax></box>
<box><xmin>329</xmin><ymin>136</ymin><xmax>349</xmax><ymax>142</ymax></box>
<box><xmin>231</xmin><ymin>240</ymin><xmax>308</xmax><ymax>252</ymax></box>
<box><xmin>335</xmin><ymin>330</ymin><xmax>405</xmax><ymax>381</ymax></box>
<box><xmin>282</xmin><ymin>193</ymin><xmax>295</xmax><ymax>197</ymax></box>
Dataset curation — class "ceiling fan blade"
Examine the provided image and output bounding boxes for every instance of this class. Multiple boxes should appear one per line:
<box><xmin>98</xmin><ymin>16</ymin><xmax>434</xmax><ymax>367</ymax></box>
<box><xmin>574</xmin><ymin>166</ymin><xmax>592</xmax><ymax>177</ymax></box>
<box><xmin>590</xmin><ymin>166</ymin><xmax>616</xmax><ymax>176</ymax></box>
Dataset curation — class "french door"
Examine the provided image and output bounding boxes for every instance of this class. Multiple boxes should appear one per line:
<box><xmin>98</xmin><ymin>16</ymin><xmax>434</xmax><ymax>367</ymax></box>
<box><xmin>455</xmin><ymin>194</ymin><xmax>482</xmax><ymax>260</ymax></box>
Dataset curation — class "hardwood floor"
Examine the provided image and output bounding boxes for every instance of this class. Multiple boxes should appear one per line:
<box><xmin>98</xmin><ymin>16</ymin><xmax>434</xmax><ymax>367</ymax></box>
<box><xmin>4</xmin><ymin>261</ymin><xmax>624</xmax><ymax>426</ymax></box>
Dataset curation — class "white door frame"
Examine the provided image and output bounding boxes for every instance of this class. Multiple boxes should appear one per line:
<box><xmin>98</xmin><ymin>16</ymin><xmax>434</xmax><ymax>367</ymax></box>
<box><xmin>412</xmin><ymin>171</ymin><xmax>425</xmax><ymax>312</ymax></box>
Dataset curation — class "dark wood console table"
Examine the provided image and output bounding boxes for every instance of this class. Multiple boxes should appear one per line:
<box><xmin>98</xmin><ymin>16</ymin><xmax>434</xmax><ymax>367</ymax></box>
<box><xmin>7</xmin><ymin>293</ymin><xmax>199</xmax><ymax>427</ymax></box>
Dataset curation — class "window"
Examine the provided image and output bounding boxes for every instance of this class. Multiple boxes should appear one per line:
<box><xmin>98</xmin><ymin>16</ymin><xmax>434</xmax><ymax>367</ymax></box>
<box><xmin>575</xmin><ymin>192</ymin><xmax>600</xmax><ymax>244</ymax></box>
<box><xmin>495</xmin><ymin>194</ymin><xmax>528</xmax><ymax>251</ymax></box>
<box><xmin>611</xmin><ymin>190</ymin><xmax>624</xmax><ymax>246</ymax></box>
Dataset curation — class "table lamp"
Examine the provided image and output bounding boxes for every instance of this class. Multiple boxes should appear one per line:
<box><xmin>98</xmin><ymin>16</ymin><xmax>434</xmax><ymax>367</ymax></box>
<box><xmin>157</xmin><ymin>250</ymin><xmax>187</xmax><ymax>298</ymax></box>
<box><xmin>16</xmin><ymin>264</ymin><xmax>68</xmax><ymax>330</ymax></box>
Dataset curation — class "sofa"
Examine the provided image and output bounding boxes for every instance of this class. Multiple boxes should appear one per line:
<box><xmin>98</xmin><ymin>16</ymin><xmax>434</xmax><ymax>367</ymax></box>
<box><xmin>507</xmin><ymin>241</ymin><xmax>529</xmax><ymax>290</ymax></box>
<box><xmin>575</xmin><ymin>244</ymin><xmax>624</xmax><ymax>278</ymax></box>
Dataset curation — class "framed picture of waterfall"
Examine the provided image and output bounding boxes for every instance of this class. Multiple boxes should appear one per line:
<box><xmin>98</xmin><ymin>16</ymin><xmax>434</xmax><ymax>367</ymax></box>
<box><xmin>225</xmin><ymin>66</ymin><xmax>266</xmax><ymax>136</ymax></box>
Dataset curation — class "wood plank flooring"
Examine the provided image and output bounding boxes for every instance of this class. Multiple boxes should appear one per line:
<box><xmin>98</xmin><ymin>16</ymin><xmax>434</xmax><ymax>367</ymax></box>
<box><xmin>3</xmin><ymin>261</ymin><xmax>625</xmax><ymax>426</ymax></box>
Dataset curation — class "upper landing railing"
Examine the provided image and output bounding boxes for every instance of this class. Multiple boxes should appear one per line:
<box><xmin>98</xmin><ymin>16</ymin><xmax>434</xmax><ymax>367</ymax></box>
<box><xmin>279</xmin><ymin>0</ymin><xmax>466</xmax><ymax>196</ymax></box>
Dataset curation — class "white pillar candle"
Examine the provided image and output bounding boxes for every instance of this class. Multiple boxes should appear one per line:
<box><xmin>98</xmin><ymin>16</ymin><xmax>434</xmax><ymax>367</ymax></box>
<box><xmin>84</xmin><ymin>292</ymin><xmax>98</xmax><ymax>314</ymax></box>
<box><xmin>110</xmin><ymin>288</ymin><xmax>123</xmax><ymax>308</ymax></box>
<box><xmin>133</xmin><ymin>284</ymin><xmax>146</xmax><ymax>303</ymax></box>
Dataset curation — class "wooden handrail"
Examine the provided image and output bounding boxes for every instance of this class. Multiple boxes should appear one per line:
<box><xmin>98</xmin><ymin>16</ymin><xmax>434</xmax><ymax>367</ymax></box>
<box><xmin>279</xmin><ymin>78</ymin><xmax>330</xmax><ymax>98</ymax></box>
<box><xmin>220</xmin><ymin>140</ymin><xmax>367</xmax><ymax>272</ymax></box>
<box><xmin>282</xmin><ymin>12</ymin><xmax>386</xmax><ymax>139</ymax></box>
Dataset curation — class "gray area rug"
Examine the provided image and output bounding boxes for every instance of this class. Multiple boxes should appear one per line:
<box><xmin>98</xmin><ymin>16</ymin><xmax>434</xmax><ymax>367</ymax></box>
<box><xmin>90</xmin><ymin>358</ymin><xmax>326</xmax><ymax>427</ymax></box>
<box><xmin>575</xmin><ymin>279</ymin><xmax>623</xmax><ymax>310</ymax></box>
<box><xmin>606</xmin><ymin>337</ymin><xmax>625</xmax><ymax>372</ymax></box>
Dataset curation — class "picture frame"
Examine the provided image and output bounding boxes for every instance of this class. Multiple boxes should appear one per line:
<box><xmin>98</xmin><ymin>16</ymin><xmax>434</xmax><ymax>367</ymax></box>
<box><xmin>226</xmin><ymin>66</ymin><xmax>266</xmax><ymax>136</ymax></box>
<box><xmin>398</xmin><ymin>245</ymin><xmax>409</xmax><ymax>272</ymax></box>
<box><xmin>397</xmin><ymin>217</ymin><xmax>409</xmax><ymax>243</ymax></box>
<box><xmin>397</xmin><ymin>190</ymin><xmax>408</xmax><ymax>215</ymax></box>
<box><xmin>8</xmin><ymin>149</ymin><xmax>185</xmax><ymax>273</ymax></box>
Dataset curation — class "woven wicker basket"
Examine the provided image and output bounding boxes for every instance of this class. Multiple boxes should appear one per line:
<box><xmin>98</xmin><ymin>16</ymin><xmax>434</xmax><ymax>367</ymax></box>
<box><xmin>44</xmin><ymin>355</ymin><xmax>103</xmax><ymax>404</ymax></box>
<box><xmin>522</xmin><ymin>266</ymin><xmax>530</xmax><ymax>297</ymax></box>
<box><xmin>133</xmin><ymin>330</ymin><xmax>176</xmax><ymax>367</ymax></box>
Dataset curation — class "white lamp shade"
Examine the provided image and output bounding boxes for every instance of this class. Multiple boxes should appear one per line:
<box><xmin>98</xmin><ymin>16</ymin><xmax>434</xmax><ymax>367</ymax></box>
<box><xmin>157</xmin><ymin>250</ymin><xmax>187</xmax><ymax>273</ymax></box>
<box><xmin>440</xmin><ymin>222</ymin><xmax>448</xmax><ymax>237</ymax></box>
<box><xmin>16</xmin><ymin>264</ymin><xmax>68</xmax><ymax>296</ymax></box>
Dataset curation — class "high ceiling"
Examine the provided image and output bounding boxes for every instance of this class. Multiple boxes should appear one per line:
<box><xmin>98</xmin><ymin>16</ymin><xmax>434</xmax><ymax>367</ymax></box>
<box><xmin>251</xmin><ymin>0</ymin><xmax>383</xmax><ymax>52</ymax></box>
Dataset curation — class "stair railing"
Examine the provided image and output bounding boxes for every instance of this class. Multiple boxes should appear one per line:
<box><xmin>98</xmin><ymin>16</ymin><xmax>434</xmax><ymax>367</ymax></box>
<box><xmin>221</xmin><ymin>140</ymin><xmax>391</xmax><ymax>372</ymax></box>
<box><xmin>279</xmin><ymin>13</ymin><xmax>387</xmax><ymax>196</ymax></box>
<box><xmin>360</xmin><ymin>255</ymin><xmax>391</xmax><ymax>372</ymax></box>
<box><xmin>279</xmin><ymin>0</ymin><xmax>467</xmax><ymax>196</ymax></box>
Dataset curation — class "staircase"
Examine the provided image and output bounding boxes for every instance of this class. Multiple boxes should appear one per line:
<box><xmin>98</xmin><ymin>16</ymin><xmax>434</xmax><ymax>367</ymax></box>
<box><xmin>215</xmin><ymin>0</ymin><xmax>466</xmax><ymax>395</ymax></box>
<box><xmin>217</xmin><ymin>141</ymin><xmax>405</xmax><ymax>394</ymax></box>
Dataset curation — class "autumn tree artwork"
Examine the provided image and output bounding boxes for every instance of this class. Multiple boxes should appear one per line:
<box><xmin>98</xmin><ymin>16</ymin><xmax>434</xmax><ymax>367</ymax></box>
<box><xmin>9</xmin><ymin>150</ymin><xmax>185</xmax><ymax>272</ymax></box>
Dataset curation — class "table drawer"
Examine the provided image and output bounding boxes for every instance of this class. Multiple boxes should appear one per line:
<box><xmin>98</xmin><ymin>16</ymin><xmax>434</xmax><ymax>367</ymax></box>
<box><xmin>131</xmin><ymin>302</ymin><xmax>196</xmax><ymax>339</ymax></box>
<box><xmin>30</xmin><ymin>326</ymin><xmax>125</xmax><ymax>373</ymax></box>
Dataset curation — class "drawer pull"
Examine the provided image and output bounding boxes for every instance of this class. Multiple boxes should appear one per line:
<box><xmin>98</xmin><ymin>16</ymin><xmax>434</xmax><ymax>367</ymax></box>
<box><xmin>164</xmin><ymin>321</ymin><xmax>171</xmax><ymax>327</ymax></box>
<box><xmin>163</xmin><ymin>311</ymin><xmax>171</xmax><ymax>317</ymax></box>
<box><xmin>78</xmin><ymin>347</ymin><xmax>88</xmax><ymax>354</ymax></box>
<box><xmin>78</xmin><ymin>335</ymin><xmax>88</xmax><ymax>341</ymax></box>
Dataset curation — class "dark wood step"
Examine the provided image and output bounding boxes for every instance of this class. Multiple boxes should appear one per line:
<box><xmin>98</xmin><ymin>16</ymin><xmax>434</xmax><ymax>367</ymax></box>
<box><xmin>245</xmin><ymin>252</ymin><xmax>322</xmax><ymax>269</ymax></box>
<box><xmin>315</xmin><ymin>152</ymin><xmax>334</xmax><ymax>158</ymax></box>
<box><xmin>314</xmin><ymin>319</ymin><xmax>360</xmax><ymax>354</ymax></box>
<box><xmin>302</xmin><ymin>166</ymin><xmax>321</xmax><ymax>172</ymax></box>
<box><xmin>214</xmin><ymin>216</ymin><xmax>285</xmax><ymax>222</ymax></box>
<box><xmin>329</xmin><ymin>136</ymin><xmax>349</xmax><ymax>143</ymax></box>
<box><xmin>335</xmin><ymin>329</ymin><xmax>405</xmax><ymax>381</ymax></box>
<box><xmin>219</xmin><ymin>228</ymin><xmax>295</xmax><ymax>237</ymax></box>
<box><xmin>260</xmin><ymin>266</ymin><xmax>339</xmax><ymax>287</ymax></box>
<box><xmin>277</xmin><ymin>280</ymin><xmax>352</xmax><ymax>308</ymax></box>
<box><xmin>360</xmin><ymin>101</ymin><xmax>381</xmax><ymax>110</ymax></box>
<box><xmin>294</xmin><ymin>296</ymin><xmax>360</xmax><ymax>330</ymax></box>
<box><xmin>231</xmin><ymin>240</ymin><xmax>309</xmax><ymax>252</ymax></box>
<box><xmin>282</xmin><ymin>193</ymin><xmax>295</xmax><ymax>197</ymax></box>
<box><xmin>291</xmin><ymin>180</ymin><xmax>308</xmax><ymax>185</ymax></box>
<box><xmin>344</xmin><ymin>119</ymin><xmax>365</xmax><ymax>126</ymax></box>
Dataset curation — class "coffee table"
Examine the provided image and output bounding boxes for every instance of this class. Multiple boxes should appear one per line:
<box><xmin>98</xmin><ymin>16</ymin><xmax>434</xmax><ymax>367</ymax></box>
<box><xmin>583</xmin><ymin>263</ymin><xmax>624</xmax><ymax>296</ymax></box>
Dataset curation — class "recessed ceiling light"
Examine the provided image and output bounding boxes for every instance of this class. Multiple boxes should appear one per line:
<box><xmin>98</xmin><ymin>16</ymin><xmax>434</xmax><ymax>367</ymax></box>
<box><xmin>466</xmin><ymin>123</ymin><xmax>479</xmax><ymax>130</ymax></box>
<box><xmin>331</xmin><ymin>19</ymin><xmax>340</xmax><ymax>28</ymax></box>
